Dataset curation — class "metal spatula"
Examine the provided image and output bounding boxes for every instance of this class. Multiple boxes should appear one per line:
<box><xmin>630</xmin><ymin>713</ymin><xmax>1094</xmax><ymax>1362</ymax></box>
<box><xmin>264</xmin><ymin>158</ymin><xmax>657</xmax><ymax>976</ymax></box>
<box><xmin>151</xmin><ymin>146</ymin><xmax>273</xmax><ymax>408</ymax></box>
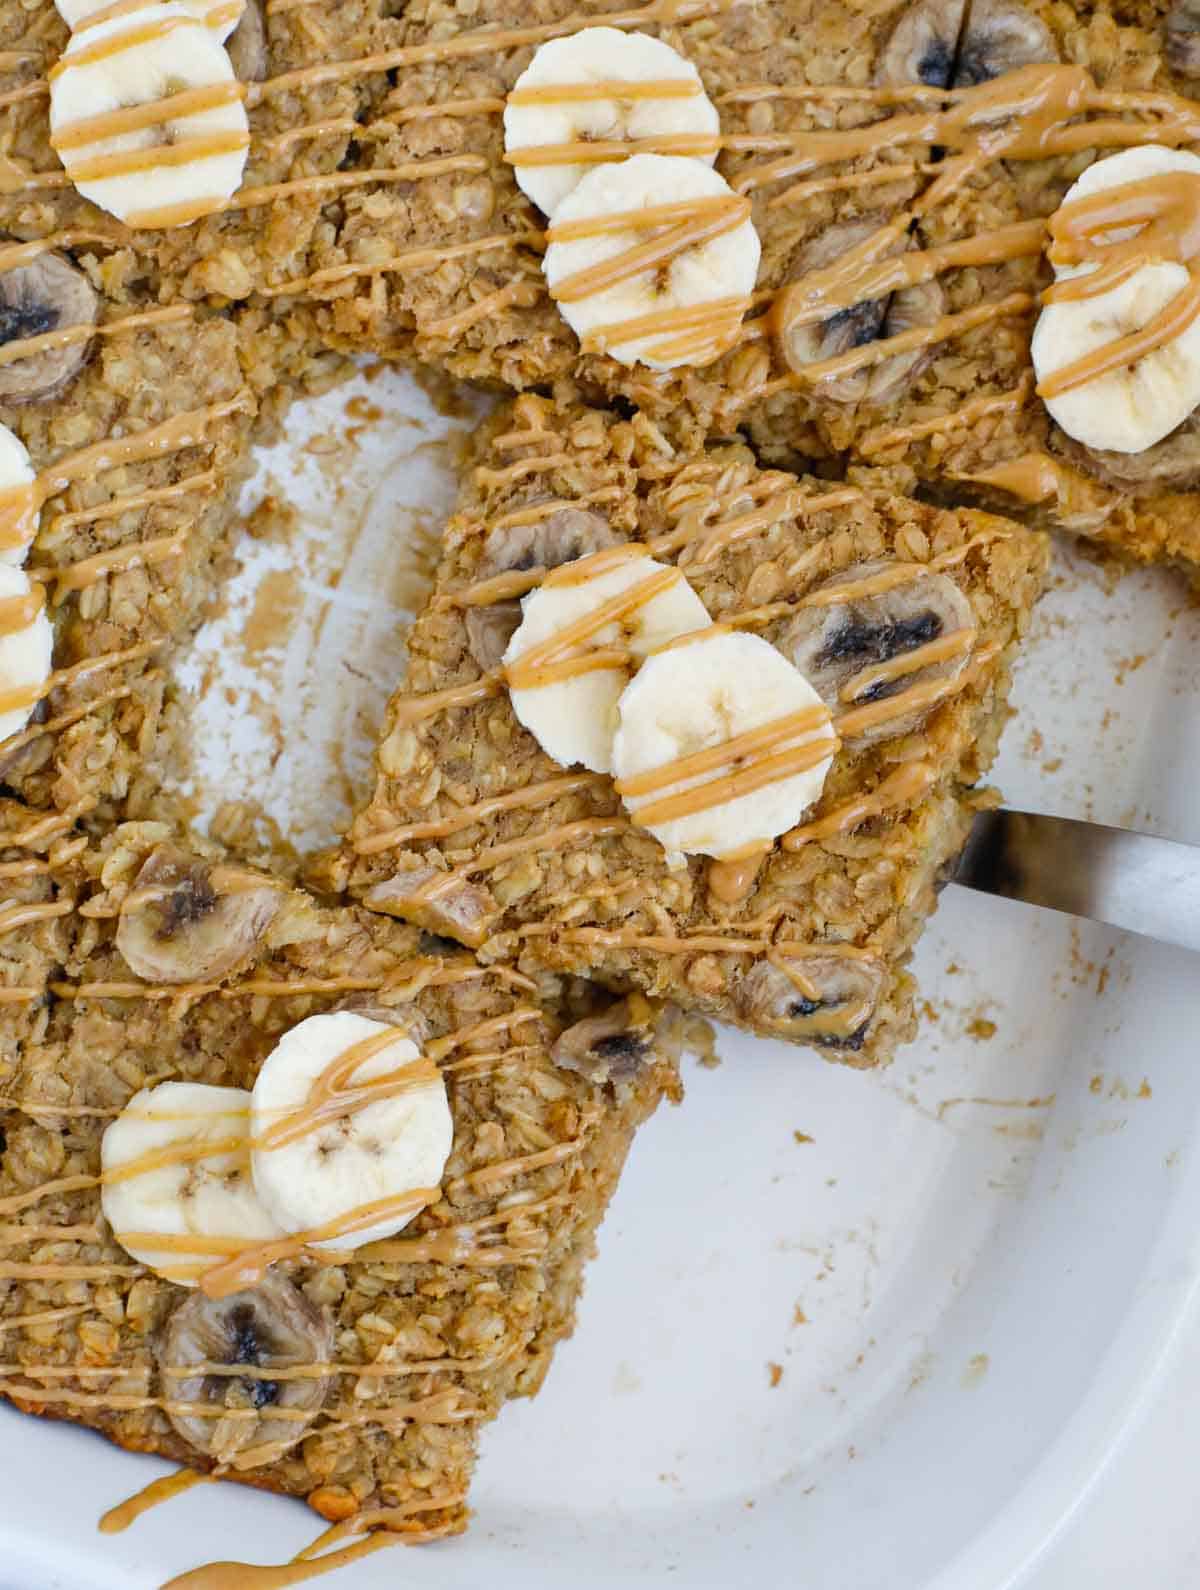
<box><xmin>954</xmin><ymin>810</ymin><xmax>1200</xmax><ymax>954</ymax></box>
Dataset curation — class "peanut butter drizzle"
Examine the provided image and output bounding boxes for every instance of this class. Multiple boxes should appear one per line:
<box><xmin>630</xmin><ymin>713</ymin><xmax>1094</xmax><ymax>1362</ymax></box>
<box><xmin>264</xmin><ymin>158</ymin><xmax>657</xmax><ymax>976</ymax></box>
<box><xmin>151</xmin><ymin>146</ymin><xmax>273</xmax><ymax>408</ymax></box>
<box><xmin>422</xmin><ymin>278</ymin><xmax>542</xmax><ymax>341</ymax></box>
<box><xmin>250</xmin><ymin>0</ymin><xmax>732</xmax><ymax>104</ymax></box>
<box><xmin>64</xmin><ymin>129</ymin><xmax>250</xmax><ymax>188</ymax></box>
<box><xmin>617</xmin><ymin>703</ymin><xmax>832</xmax><ymax>807</ymax></box>
<box><xmin>457</xmin><ymin>816</ymin><xmax>629</xmax><ymax>877</ymax></box>
<box><xmin>490</xmin><ymin>485</ymin><xmax>624</xmax><ymax>532</ymax></box>
<box><xmin>956</xmin><ymin>451</ymin><xmax>1082</xmax><ymax>504</ymax></box>
<box><xmin>837</xmin><ymin>641</ymin><xmax>999</xmax><ymax>737</ymax></box>
<box><xmin>857</xmin><ymin>381</ymin><xmax>1030</xmax><ymax>457</ymax></box>
<box><xmin>99</xmin><ymin>1468</ymin><xmax>211</xmax><ymax>1536</ymax></box>
<box><xmin>504</xmin><ymin>560</ymin><xmax>679</xmax><ymax>691</ymax></box>
<box><xmin>51</xmin><ymin>81</ymin><xmax>245</xmax><ymax>152</ymax></box>
<box><xmin>548</xmin><ymin>191</ymin><xmax>749</xmax><ymax>301</ymax></box>
<box><xmin>37</xmin><ymin>393</ymin><xmax>250</xmax><ymax>497</ymax></box>
<box><xmin>773</xmin><ymin>219</ymin><xmax>1044</xmax><ymax>339</ymax></box>
<box><xmin>48</xmin><ymin>12</ymin><xmax>192</xmax><ymax>78</ymax></box>
<box><xmin>839</xmin><ymin>628</ymin><xmax>975</xmax><ymax>702</ymax></box>
<box><xmin>355</xmin><ymin>771</ymin><xmax>604</xmax><ymax>853</ymax></box>
<box><xmin>783</xmin><ymin>761</ymin><xmax>938</xmax><ymax>849</ymax></box>
<box><xmin>628</xmin><ymin>733</ymin><xmax>837</xmax><ymax>829</ymax></box>
<box><xmin>707</xmin><ymin>845</ymin><xmax>770</xmax><ymax>906</ymax></box>
<box><xmin>506</xmin><ymin>131</ymin><xmax>719</xmax><ymax>168</ymax></box>
<box><xmin>383</xmin><ymin>674</ymin><xmax>501</xmax><ymax>728</ymax></box>
<box><xmin>45</xmin><ymin>529</ymin><xmax>187</xmax><ymax>597</ymax></box>
<box><xmin>766</xmin><ymin>952</ymin><xmax>872</xmax><ymax>1040</ymax></box>
<box><xmin>160</xmin><ymin>1529</ymin><xmax>404</xmax><ymax>1590</ymax></box>
<box><xmin>255</xmin><ymin>1027</ymin><xmax>438</xmax><ymax>1153</ymax></box>
<box><xmin>195</xmin><ymin>1188</ymin><xmax>440</xmax><ymax>1298</ymax></box>
<box><xmin>507</xmin><ymin>79</ymin><xmax>702</xmax><ymax>108</ymax></box>
<box><xmin>450</xmin><ymin>1138</ymin><xmax>583</xmax><ymax>1194</ymax></box>
<box><xmin>1036</xmin><ymin>170</ymin><xmax>1200</xmax><ymax>395</ymax></box>
<box><xmin>384</xmin><ymin>95</ymin><xmax>506</xmax><ymax>124</ymax></box>
<box><xmin>261</xmin><ymin>233</ymin><xmax>521</xmax><ymax>300</ymax></box>
<box><xmin>0</xmin><ymin>483</ymin><xmax>36</xmax><ymax>552</ymax></box>
<box><xmin>46</xmin><ymin>469</ymin><xmax>217</xmax><ymax>539</ymax></box>
<box><xmin>0</xmin><ymin>229</ymin><xmax>125</xmax><ymax>276</ymax></box>
<box><xmin>0</xmin><ymin>585</ymin><xmax>44</xmax><ymax>633</ymax></box>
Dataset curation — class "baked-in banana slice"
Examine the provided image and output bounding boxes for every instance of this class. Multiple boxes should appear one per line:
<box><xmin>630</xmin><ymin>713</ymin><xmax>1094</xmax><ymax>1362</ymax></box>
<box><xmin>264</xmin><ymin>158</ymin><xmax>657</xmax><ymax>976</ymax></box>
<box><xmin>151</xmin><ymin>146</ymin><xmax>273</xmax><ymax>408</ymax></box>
<box><xmin>55</xmin><ymin>0</ymin><xmax>245</xmax><ymax>39</ymax></box>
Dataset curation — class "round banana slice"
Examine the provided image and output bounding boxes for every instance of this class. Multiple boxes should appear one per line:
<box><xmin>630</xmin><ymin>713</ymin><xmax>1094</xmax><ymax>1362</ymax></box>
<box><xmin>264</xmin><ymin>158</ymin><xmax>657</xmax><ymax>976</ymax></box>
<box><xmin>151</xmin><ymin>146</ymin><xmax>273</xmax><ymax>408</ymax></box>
<box><xmin>48</xmin><ymin>2</ymin><xmax>250</xmax><ymax>229</ymax></box>
<box><xmin>612</xmin><ymin>628</ymin><xmax>837</xmax><ymax>860</ymax></box>
<box><xmin>157</xmin><ymin>1272</ymin><xmax>333</xmax><ymax>1468</ymax></box>
<box><xmin>0</xmin><ymin>426</ymin><xmax>39</xmax><ymax>565</ymax></box>
<box><xmin>55</xmin><ymin>0</ymin><xmax>245</xmax><ymax>41</ymax></box>
<box><xmin>0</xmin><ymin>564</ymin><xmax>52</xmax><ymax>744</ymax></box>
<box><xmin>543</xmin><ymin>153</ymin><xmax>761</xmax><ymax>371</ymax></box>
<box><xmin>504</xmin><ymin>27</ymin><xmax>719</xmax><ymax>218</ymax></box>
<box><xmin>250</xmin><ymin>1012</ymin><xmax>452</xmax><ymax>1253</ymax></box>
<box><xmin>1033</xmin><ymin>262</ymin><xmax>1200</xmax><ymax>453</ymax></box>
<box><xmin>101</xmin><ymin>1081</ymin><xmax>284</xmax><ymax>1286</ymax></box>
<box><xmin>0</xmin><ymin>251</ymin><xmax>99</xmax><ymax>404</ymax></box>
<box><xmin>502</xmin><ymin>544</ymin><xmax>711</xmax><ymax>773</ymax></box>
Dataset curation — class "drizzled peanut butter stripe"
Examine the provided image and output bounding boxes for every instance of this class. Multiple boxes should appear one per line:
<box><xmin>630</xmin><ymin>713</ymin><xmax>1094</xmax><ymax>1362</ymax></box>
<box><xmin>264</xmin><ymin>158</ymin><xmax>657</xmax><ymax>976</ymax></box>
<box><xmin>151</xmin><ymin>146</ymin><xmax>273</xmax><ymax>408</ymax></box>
<box><xmin>549</xmin><ymin>194</ymin><xmax>749</xmax><ymax>304</ymax></box>
<box><xmin>256</xmin><ymin>1028</ymin><xmax>438</xmax><ymax>1153</ymax></box>
<box><xmin>51</xmin><ymin>81</ymin><xmax>245</xmax><ymax>152</ymax></box>
<box><xmin>0</xmin><ymin>586</ymin><xmax>44</xmax><ymax>633</ymax></box>
<box><xmin>0</xmin><ymin>1261</ymin><xmax>144</xmax><ymax>1280</ymax></box>
<box><xmin>0</xmin><ymin>899</ymin><xmax>72</xmax><ymax>934</ymax></box>
<box><xmin>839</xmin><ymin>629</ymin><xmax>975</xmax><ymax>702</ymax></box>
<box><xmin>161</xmin><ymin>1531</ymin><xmax>419</xmax><ymax>1590</ymax></box>
<box><xmin>0</xmin><ymin>302</ymin><xmax>191</xmax><ymax>373</ymax></box>
<box><xmin>195</xmin><ymin>1187</ymin><xmax>440</xmax><ymax>1297</ymax></box>
<box><xmin>474</xmin><ymin>450</ymin><xmax>572</xmax><ymax>489</ymax></box>
<box><xmin>618</xmin><ymin>705</ymin><xmax>831</xmax><ymax>802</ymax></box>
<box><xmin>41</xmin><ymin>529</ymin><xmax>186</xmax><ymax>598</ymax></box>
<box><xmin>48</xmin><ymin>12</ymin><xmax>194</xmax><ymax>78</ymax></box>
<box><xmin>0</xmin><ymin>988</ymin><xmax>45</xmax><ymax>1004</ymax></box>
<box><xmin>580</xmin><ymin>294</ymin><xmax>747</xmax><ymax>358</ymax></box>
<box><xmin>784</xmin><ymin>293</ymin><xmax>1035</xmax><ymax>390</ymax></box>
<box><xmin>0</xmin><ymin>1304</ymin><xmax>95</xmax><ymax>1333</ymax></box>
<box><xmin>0</xmin><ymin>796</ymin><xmax>95</xmax><ymax>850</ymax></box>
<box><xmin>505</xmin><ymin>563</ymin><xmax>678</xmax><ymax>690</ymax></box>
<box><xmin>509</xmin><ymin>79</ymin><xmax>702</xmax><ymax>108</ymax></box>
<box><xmin>423</xmin><ymin>279</ymin><xmax>543</xmax><ymax>341</ymax></box>
<box><xmin>37</xmin><ymin>392</ymin><xmax>251</xmax><ymax>497</ymax></box>
<box><xmin>448</xmin><ymin>1139</ymin><xmax>584</xmax><ymax>1195</ymax></box>
<box><xmin>627</xmin><ymin>735</ymin><xmax>838</xmax><ymax>829</ymax></box>
<box><xmin>45</xmin><ymin>470</ymin><xmax>217</xmax><ymax>539</ymax></box>
<box><xmin>506</xmin><ymin>131</ymin><xmax>719</xmax><ymax>168</ymax></box>
<box><xmin>784</xmin><ymin>761</ymin><xmax>939</xmax><ymax>849</ymax></box>
<box><xmin>99</xmin><ymin>1469</ymin><xmax>212</xmax><ymax>1537</ymax></box>
<box><xmin>384</xmin><ymin>95</ymin><xmax>506</xmax><ymax>124</ymax></box>
<box><xmin>261</xmin><ymin>234</ymin><xmax>522</xmax><ymax>300</ymax></box>
<box><xmin>62</xmin><ymin>129</ymin><xmax>249</xmax><ymax>187</ymax></box>
<box><xmin>0</xmin><ymin>230</ymin><xmax>128</xmax><ymax>275</ymax></box>
<box><xmin>489</xmin><ymin>486</ymin><xmax>625</xmax><ymax>532</ymax></box>
<box><xmin>390</xmin><ymin>674</ymin><xmax>501</xmax><ymax>727</ymax></box>
<box><xmin>259</xmin><ymin>115</ymin><xmax>359</xmax><ymax>154</ymax></box>
<box><xmin>249</xmin><ymin>0</ymin><xmax>733</xmax><ymax>104</ymax></box>
<box><xmin>355</xmin><ymin>772</ymin><xmax>605</xmax><ymax>853</ymax></box>
<box><xmin>1040</xmin><ymin>281</ymin><xmax>1200</xmax><ymax>396</ymax></box>
<box><xmin>857</xmin><ymin>381</ymin><xmax>1030</xmax><ymax>456</ymax></box>
<box><xmin>836</xmin><ymin>642</ymin><xmax>1000</xmax><ymax>737</ymax></box>
<box><xmin>0</xmin><ymin>81</ymin><xmax>48</xmax><ymax>110</ymax></box>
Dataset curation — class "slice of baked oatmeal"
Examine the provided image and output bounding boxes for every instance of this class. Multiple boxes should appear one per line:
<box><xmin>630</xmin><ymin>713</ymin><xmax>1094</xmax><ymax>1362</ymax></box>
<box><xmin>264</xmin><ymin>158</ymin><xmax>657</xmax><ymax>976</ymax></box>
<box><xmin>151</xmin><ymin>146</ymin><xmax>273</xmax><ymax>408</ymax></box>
<box><xmin>0</xmin><ymin>816</ymin><xmax>679</xmax><ymax>1543</ymax></box>
<box><xmin>328</xmin><ymin>395</ymin><xmax>1048</xmax><ymax>1068</ymax></box>
<box><xmin>0</xmin><ymin>294</ymin><xmax>261</xmax><ymax>824</ymax></box>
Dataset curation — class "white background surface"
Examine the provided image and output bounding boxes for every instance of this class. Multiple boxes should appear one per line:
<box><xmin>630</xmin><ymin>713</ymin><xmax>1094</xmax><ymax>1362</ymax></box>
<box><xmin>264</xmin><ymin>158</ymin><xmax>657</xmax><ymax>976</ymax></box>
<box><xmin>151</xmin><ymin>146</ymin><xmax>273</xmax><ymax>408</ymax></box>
<box><xmin>6</xmin><ymin>367</ymin><xmax>1200</xmax><ymax>1588</ymax></box>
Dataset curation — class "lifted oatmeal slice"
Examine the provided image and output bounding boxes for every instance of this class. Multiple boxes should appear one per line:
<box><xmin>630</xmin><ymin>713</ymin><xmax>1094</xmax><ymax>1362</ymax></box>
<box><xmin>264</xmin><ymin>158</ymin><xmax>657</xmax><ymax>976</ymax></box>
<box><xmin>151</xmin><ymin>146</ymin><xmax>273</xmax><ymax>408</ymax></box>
<box><xmin>329</xmin><ymin>395</ymin><xmax>1048</xmax><ymax>1069</ymax></box>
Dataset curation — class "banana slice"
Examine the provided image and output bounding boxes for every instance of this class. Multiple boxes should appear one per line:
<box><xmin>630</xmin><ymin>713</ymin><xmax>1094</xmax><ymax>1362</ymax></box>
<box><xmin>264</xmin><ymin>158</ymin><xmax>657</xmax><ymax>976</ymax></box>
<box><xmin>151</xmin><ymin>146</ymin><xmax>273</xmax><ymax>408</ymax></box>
<box><xmin>55</xmin><ymin>0</ymin><xmax>245</xmax><ymax>41</ymax></box>
<box><xmin>0</xmin><ymin>426</ymin><xmax>38</xmax><ymax>565</ymax></box>
<box><xmin>48</xmin><ymin>2</ymin><xmax>250</xmax><ymax>229</ymax></box>
<box><xmin>1034</xmin><ymin>146</ymin><xmax>1200</xmax><ymax>453</ymax></box>
<box><xmin>542</xmin><ymin>152</ymin><xmax>761</xmax><ymax>370</ymax></box>
<box><xmin>0</xmin><ymin>564</ymin><xmax>52</xmax><ymax>745</ymax></box>
<box><xmin>101</xmin><ymin>1082</ymin><xmax>284</xmax><ymax>1285</ymax></box>
<box><xmin>502</xmin><ymin>544</ymin><xmax>711</xmax><ymax>773</ymax></box>
<box><xmin>612</xmin><ymin>627</ymin><xmax>837</xmax><ymax>860</ymax></box>
<box><xmin>504</xmin><ymin>27</ymin><xmax>719</xmax><ymax>218</ymax></box>
<box><xmin>250</xmin><ymin>1012</ymin><xmax>452</xmax><ymax>1253</ymax></box>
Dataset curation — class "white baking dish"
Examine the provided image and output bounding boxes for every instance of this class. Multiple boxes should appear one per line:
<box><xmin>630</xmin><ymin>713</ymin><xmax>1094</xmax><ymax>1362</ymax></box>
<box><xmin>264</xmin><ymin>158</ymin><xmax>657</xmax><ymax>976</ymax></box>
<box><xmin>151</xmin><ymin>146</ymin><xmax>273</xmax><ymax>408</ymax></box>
<box><xmin>5</xmin><ymin>368</ymin><xmax>1200</xmax><ymax>1589</ymax></box>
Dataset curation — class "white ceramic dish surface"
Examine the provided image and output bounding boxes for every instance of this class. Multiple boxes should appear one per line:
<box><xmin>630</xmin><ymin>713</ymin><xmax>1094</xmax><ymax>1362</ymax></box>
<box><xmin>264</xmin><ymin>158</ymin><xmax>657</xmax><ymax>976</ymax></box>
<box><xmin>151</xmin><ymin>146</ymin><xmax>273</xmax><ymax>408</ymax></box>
<box><xmin>5</xmin><ymin>368</ymin><xmax>1200</xmax><ymax>1589</ymax></box>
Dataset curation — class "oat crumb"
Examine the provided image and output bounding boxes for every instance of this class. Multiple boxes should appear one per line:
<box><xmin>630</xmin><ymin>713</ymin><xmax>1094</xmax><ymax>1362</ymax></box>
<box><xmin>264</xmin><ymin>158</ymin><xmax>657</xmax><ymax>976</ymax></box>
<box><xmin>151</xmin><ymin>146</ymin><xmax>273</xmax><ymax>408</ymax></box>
<box><xmin>767</xmin><ymin>1362</ymin><xmax>784</xmax><ymax>1388</ymax></box>
<box><xmin>793</xmin><ymin>1130</ymin><xmax>814</xmax><ymax>1145</ymax></box>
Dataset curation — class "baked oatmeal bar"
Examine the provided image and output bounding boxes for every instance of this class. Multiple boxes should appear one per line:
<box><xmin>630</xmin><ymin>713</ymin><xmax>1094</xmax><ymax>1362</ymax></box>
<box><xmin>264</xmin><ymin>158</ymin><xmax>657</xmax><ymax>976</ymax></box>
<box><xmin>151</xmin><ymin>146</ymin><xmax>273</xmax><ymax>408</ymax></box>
<box><xmin>0</xmin><ymin>816</ymin><xmax>679</xmax><ymax>1543</ymax></box>
<box><xmin>327</xmin><ymin>396</ymin><xmax>1048</xmax><ymax>1068</ymax></box>
<box><xmin>735</xmin><ymin>0</ymin><xmax>1200</xmax><ymax>580</ymax></box>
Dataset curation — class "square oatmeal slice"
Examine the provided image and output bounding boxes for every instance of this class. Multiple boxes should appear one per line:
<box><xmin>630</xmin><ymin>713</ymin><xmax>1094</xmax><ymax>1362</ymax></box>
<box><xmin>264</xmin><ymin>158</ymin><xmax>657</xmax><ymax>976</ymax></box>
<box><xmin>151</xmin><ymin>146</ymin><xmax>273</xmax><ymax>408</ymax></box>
<box><xmin>328</xmin><ymin>395</ymin><xmax>1048</xmax><ymax>1068</ymax></box>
